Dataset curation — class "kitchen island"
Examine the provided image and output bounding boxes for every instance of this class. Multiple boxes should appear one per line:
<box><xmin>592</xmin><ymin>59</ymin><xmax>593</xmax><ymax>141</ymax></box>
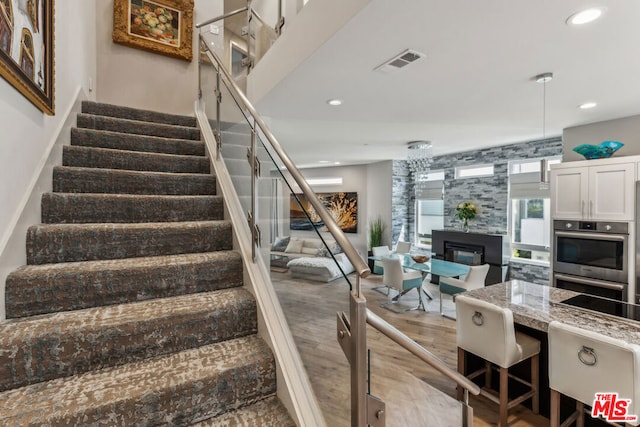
<box><xmin>460</xmin><ymin>280</ymin><xmax>640</xmax><ymax>424</ymax></box>
<box><xmin>463</xmin><ymin>280</ymin><xmax>640</xmax><ymax>343</ymax></box>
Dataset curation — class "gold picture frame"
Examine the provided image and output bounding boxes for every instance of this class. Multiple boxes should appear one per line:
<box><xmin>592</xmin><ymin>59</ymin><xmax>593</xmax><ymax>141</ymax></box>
<box><xmin>112</xmin><ymin>0</ymin><xmax>194</xmax><ymax>62</ymax></box>
<box><xmin>0</xmin><ymin>0</ymin><xmax>55</xmax><ymax>115</ymax></box>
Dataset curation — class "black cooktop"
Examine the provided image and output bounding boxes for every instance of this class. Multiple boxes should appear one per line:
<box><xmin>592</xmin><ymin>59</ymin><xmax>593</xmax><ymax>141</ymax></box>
<box><xmin>561</xmin><ymin>294</ymin><xmax>640</xmax><ymax>322</ymax></box>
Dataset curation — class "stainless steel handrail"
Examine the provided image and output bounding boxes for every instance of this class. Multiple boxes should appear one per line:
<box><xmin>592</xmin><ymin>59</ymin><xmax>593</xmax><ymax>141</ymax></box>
<box><xmin>199</xmin><ymin>34</ymin><xmax>478</xmax><ymax>426</ymax></box>
<box><xmin>199</xmin><ymin>37</ymin><xmax>370</xmax><ymax>283</ymax></box>
<box><xmin>196</xmin><ymin>7</ymin><xmax>249</xmax><ymax>29</ymax></box>
<box><xmin>367</xmin><ymin>309</ymin><xmax>481</xmax><ymax>396</ymax></box>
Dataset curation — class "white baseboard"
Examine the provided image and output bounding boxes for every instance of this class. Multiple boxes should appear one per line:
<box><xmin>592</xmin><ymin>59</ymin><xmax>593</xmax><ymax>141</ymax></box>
<box><xmin>0</xmin><ymin>87</ymin><xmax>87</xmax><ymax>320</ymax></box>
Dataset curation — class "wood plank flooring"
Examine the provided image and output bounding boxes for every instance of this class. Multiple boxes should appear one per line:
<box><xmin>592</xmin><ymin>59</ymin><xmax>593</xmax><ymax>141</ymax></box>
<box><xmin>272</xmin><ymin>271</ymin><xmax>549</xmax><ymax>426</ymax></box>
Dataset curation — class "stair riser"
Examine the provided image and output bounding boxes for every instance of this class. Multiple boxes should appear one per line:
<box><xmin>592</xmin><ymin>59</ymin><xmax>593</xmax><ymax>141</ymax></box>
<box><xmin>221</xmin><ymin>131</ymin><xmax>252</xmax><ymax>147</ymax></box>
<box><xmin>193</xmin><ymin>396</ymin><xmax>295</xmax><ymax>427</ymax></box>
<box><xmin>71</xmin><ymin>128</ymin><xmax>206</xmax><ymax>156</ymax></box>
<box><xmin>77</xmin><ymin>114</ymin><xmax>201</xmax><ymax>141</ymax></box>
<box><xmin>41</xmin><ymin>194</ymin><xmax>224</xmax><ymax>223</ymax></box>
<box><xmin>82</xmin><ymin>101</ymin><xmax>198</xmax><ymax>128</ymax></box>
<box><xmin>53</xmin><ymin>167</ymin><xmax>216</xmax><ymax>195</ymax></box>
<box><xmin>63</xmin><ymin>146</ymin><xmax>210</xmax><ymax>174</ymax></box>
<box><xmin>26</xmin><ymin>222</ymin><xmax>233</xmax><ymax>265</ymax></box>
<box><xmin>6</xmin><ymin>252</ymin><xmax>244</xmax><ymax>318</ymax></box>
<box><xmin>0</xmin><ymin>290</ymin><xmax>257</xmax><ymax>392</ymax></box>
<box><xmin>221</xmin><ymin>144</ymin><xmax>249</xmax><ymax>160</ymax></box>
<box><xmin>23</xmin><ymin>362</ymin><xmax>275</xmax><ymax>426</ymax></box>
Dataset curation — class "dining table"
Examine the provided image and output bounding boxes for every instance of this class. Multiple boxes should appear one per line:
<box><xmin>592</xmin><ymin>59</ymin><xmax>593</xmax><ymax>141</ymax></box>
<box><xmin>368</xmin><ymin>254</ymin><xmax>470</xmax><ymax>300</ymax></box>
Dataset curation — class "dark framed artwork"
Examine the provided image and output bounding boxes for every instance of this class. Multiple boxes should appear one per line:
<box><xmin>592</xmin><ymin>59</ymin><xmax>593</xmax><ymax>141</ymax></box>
<box><xmin>0</xmin><ymin>0</ymin><xmax>55</xmax><ymax>114</ymax></box>
<box><xmin>112</xmin><ymin>0</ymin><xmax>194</xmax><ymax>62</ymax></box>
<box><xmin>290</xmin><ymin>192</ymin><xmax>358</xmax><ymax>234</ymax></box>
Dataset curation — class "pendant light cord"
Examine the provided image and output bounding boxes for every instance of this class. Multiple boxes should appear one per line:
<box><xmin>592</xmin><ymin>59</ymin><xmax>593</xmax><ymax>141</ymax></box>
<box><xmin>542</xmin><ymin>79</ymin><xmax>547</xmax><ymax>138</ymax></box>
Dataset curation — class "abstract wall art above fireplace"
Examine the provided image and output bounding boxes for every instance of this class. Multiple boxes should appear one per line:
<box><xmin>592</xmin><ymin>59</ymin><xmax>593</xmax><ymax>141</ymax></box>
<box><xmin>290</xmin><ymin>192</ymin><xmax>358</xmax><ymax>233</ymax></box>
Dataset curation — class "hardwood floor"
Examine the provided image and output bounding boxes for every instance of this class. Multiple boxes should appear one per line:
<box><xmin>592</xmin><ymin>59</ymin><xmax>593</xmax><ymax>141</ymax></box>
<box><xmin>272</xmin><ymin>270</ymin><xmax>549</xmax><ymax>426</ymax></box>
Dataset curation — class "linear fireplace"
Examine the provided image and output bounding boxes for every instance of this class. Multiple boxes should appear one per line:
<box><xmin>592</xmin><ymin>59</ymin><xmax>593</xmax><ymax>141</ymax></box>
<box><xmin>445</xmin><ymin>242</ymin><xmax>484</xmax><ymax>265</ymax></box>
<box><xmin>432</xmin><ymin>230</ymin><xmax>509</xmax><ymax>285</ymax></box>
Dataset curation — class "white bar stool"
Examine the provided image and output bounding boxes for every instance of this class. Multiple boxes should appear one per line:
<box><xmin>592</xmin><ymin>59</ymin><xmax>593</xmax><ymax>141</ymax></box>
<box><xmin>456</xmin><ymin>295</ymin><xmax>540</xmax><ymax>426</ymax></box>
<box><xmin>548</xmin><ymin>321</ymin><xmax>640</xmax><ymax>427</ymax></box>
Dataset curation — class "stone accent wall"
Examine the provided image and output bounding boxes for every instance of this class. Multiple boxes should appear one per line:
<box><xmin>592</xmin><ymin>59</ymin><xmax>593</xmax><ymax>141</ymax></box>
<box><xmin>391</xmin><ymin>161</ymin><xmax>412</xmax><ymax>246</ymax></box>
<box><xmin>508</xmin><ymin>261</ymin><xmax>550</xmax><ymax>286</ymax></box>
<box><xmin>392</xmin><ymin>136</ymin><xmax>563</xmax><ymax>284</ymax></box>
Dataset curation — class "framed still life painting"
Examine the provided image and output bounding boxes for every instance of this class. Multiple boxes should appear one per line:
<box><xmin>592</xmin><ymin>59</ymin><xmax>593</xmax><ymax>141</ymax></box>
<box><xmin>0</xmin><ymin>0</ymin><xmax>55</xmax><ymax>115</ymax></box>
<box><xmin>112</xmin><ymin>0</ymin><xmax>194</xmax><ymax>62</ymax></box>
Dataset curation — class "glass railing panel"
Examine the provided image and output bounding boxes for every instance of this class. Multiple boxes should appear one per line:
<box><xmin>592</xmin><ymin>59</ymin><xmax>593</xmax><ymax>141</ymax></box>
<box><xmin>216</xmin><ymin>74</ymin><xmax>253</xmax><ymax>216</ymax></box>
<box><xmin>199</xmin><ymin>38</ymin><xmax>363</xmax><ymax>426</ymax></box>
<box><xmin>248</xmin><ymin>10</ymin><xmax>278</xmax><ymax>67</ymax></box>
<box><xmin>252</xmin><ymin>130</ymin><xmax>353</xmax><ymax>427</ymax></box>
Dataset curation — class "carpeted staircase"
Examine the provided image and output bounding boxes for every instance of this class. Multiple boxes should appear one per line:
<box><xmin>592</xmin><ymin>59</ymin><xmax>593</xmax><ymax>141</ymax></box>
<box><xmin>0</xmin><ymin>101</ymin><xmax>295</xmax><ymax>426</ymax></box>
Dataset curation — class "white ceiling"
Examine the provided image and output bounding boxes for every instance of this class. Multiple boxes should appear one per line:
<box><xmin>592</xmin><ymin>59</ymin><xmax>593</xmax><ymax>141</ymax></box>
<box><xmin>253</xmin><ymin>0</ymin><xmax>640</xmax><ymax>168</ymax></box>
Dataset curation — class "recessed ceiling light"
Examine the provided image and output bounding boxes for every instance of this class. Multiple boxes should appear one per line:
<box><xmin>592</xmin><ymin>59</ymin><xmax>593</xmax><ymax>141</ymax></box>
<box><xmin>327</xmin><ymin>99</ymin><xmax>342</xmax><ymax>106</ymax></box>
<box><xmin>579</xmin><ymin>102</ymin><xmax>597</xmax><ymax>109</ymax></box>
<box><xmin>334</xmin><ymin>162</ymin><xmax>341</xmax><ymax>165</ymax></box>
<box><xmin>318</xmin><ymin>160</ymin><xmax>330</xmax><ymax>163</ymax></box>
<box><xmin>566</xmin><ymin>7</ymin><xmax>605</xmax><ymax>25</ymax></box>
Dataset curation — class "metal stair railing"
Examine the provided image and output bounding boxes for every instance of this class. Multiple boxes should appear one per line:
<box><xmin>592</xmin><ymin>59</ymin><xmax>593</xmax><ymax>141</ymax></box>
<box><xmin>196</xmin><ymin>24</ymin><xmax>480</xmax><ymax>426</ymax></box>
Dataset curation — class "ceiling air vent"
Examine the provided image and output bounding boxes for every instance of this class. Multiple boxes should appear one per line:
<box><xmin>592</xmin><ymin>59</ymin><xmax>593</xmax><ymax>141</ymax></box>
<box><xmin>374</xmin><ymin>49</ymin><xmax>425</xmax><ymax>73</ymax></box>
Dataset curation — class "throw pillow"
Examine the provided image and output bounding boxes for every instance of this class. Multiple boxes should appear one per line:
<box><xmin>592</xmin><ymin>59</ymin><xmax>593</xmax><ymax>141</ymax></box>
<box><xmin>271</xmin><ymin>236</ymin><xmax>290</xmax><ymax>252</ymax></box>
<box><xmin>301</xmin><ymin>247</ymin><xmax>318</xmax><ymax>255</ymax></box>
<box><xmin>317</xmin><ymin>242</ymin><xmax>344</xmax><ymax>257</ymax></box>
<box><xmin>284</xmin><ymin>239</ymin><xmax>304</xmax><ymax>254</ymax></box>
<box><xmin>316</xmin><ymin>246</ymin><xmax>330</xmax><ymax>257</ymax></box>
<box><xmin>331</xmin><ymin>242</ymin><xmax>344</xmax><ymax>254</ymax></box>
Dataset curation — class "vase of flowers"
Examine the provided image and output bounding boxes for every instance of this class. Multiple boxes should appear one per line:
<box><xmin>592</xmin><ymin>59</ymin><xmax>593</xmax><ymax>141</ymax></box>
<box><xmin>455</xmin><ymin>201</ymin><xmax>477</xmax><ymax>232</ymax></box>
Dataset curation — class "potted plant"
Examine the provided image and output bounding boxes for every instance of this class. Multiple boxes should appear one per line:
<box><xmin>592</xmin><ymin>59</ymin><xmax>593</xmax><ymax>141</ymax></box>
<box><xmin>368</xmin><ymin>216</ymin><xmax>385</xmax><ymax>270</ymax></box>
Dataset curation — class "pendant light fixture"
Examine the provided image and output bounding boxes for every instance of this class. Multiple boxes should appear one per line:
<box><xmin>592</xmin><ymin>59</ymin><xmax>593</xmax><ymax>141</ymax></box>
<box><xmin>406</xmin><ymin>140</ymin><xmax>433</xmax><ymax>178</ymax></box>
<box><xmin>536</xmin><ymin>72</ymin><xmax>553</xmax><ymax>186</ymax></box>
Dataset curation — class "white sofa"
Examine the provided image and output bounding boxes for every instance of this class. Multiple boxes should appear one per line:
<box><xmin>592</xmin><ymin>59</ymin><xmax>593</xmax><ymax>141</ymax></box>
<box><xmin>271</xmin><ymin>237</ymin><xmax>336</xmax><ymax>262</ymax></box>
<box><xmin>270</xmin><ymin>236</ymin><xmax>355</xmax><ymax>282</ymax></box>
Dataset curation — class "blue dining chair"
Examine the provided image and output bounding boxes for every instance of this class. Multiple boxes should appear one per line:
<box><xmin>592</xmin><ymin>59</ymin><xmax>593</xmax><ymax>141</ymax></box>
<box><xmin>381</xmin><ymin>256</ymin><xmax>426</xmax><ymax>311</ymax></box>
<box><xmin>371</xmin><ymin>246</ymin><xmax>390</xmax><ymax>275</ymax></box>
<box><xmin>439</xmin><ymin>264</ymin><xmax>490</xmax><ymax>318</ymax></box>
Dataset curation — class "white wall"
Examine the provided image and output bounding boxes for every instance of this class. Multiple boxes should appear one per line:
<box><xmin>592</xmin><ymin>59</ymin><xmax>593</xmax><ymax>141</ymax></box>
<box><xmin>0</xmin><ymin>0</ymin><xmax>97</xmax><ymax>318</ymax></box>
<box><xmin>563</xmin><ymin>114</ymin><xmax>640</xmax><ymax>162</ymax></box>
<box><xmin>248</xmin><ymin>0</ymin><xmax>370</xmax><ymax>104</ymax></box>
<box><xmin>95</xmin><ymin>1</ymin><xmax>223</xmax><ymax>116</ymax></box>
<box><xmin>365</xmin><ymin>161</ymin><xmax>393</xmax><ymax>248</ymax></box>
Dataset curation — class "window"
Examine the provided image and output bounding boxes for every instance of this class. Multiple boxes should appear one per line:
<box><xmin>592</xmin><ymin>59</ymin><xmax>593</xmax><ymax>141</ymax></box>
<box><xmin>508</xmin><ymin>157</ymin><xmax>560</xmax><ymax>262</ymax></box>
<box><xmin>455</xmin><ymin>164</ymin><xmax>494</xmax><ymax>179</ymax></box>
<box><xmin>415</xmin><ymin>170</ymin><xmax>444</xmax><ymax>247</ymax></box>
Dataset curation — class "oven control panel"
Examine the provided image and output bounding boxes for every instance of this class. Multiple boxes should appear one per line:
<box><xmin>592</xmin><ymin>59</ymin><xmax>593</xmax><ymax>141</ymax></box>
<box><xmin>553</xmin><ymin>220</ymin><xmax>628</xmax><ymax>234</ymax></box>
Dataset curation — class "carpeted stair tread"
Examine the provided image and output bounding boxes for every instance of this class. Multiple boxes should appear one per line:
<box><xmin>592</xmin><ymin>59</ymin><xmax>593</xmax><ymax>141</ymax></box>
<box><xmin>77</xmin><ymin>113</ymin><xmax>201</xmax><ymax>140</ymax></box>
<box><xmin>53</xmin><ymin>166</ymin><xmax>216</xmax><ymax>195</ymax></box>
<box><xmin>26</xmin><ymin>220</ymin><xmax>232</xmax><ymax>265</ymax></box>
<box><xmin>71</xmin><ymin>128</ymin><xmax>205</xmax><ymax>156</ymax></box>
<box><xmin>6</xmin><ymin>251</ymin><xmax>243</xmax><ymax>317</ymax></box>
<box><xmin>0</xmin><ymin>289</ymin><xmax>257</xmax><ymax>392</ymax></box>
<box><xmin>2</xmin><ymin>102</ymin><xmax>293</xmax><ymax>424</ymax></box>
<box><xmin>82</xmin><ymin>101</ymin><xmax>198</xmax><ymax>128</ymax></box>
<box><xmin>192</xmin><ymin>396</ymin><xmax>295</xmax><ymax>426</ymax></box>
<box><xmin>0</xmin><ymin>335</ymin><xmax>276</xmax><ymax>426</ymax></box>
<box><xmin>63</xmin><ymin>145</ymin><xmax>210</xmax><ymax>174</ymax></box>
<box><xmin>41</xmin><ymin>193</ymin><xmax>224</xmax><ymax>223</ymax></box>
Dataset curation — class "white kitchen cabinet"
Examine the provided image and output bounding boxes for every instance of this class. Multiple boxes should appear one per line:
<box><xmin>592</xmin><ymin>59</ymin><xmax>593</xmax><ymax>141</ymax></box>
<box><xmin>551</xmin><ymin>162</ymin><xmax>635</xmax><ymax>220</ymax></box>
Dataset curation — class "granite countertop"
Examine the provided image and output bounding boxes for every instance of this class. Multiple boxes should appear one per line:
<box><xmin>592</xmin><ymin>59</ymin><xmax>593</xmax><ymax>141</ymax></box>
<box><xmin>463</xmin><ymin>280</ymin><xmax>640</xmax><ymax>344</ymax></box>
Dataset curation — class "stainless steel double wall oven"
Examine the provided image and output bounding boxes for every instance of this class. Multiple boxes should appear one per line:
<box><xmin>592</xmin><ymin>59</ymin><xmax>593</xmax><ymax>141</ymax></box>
<box><xmin>553</xmin><ymin>220</ymin><xmax>629</xmax><ymax>301</ymax></box>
